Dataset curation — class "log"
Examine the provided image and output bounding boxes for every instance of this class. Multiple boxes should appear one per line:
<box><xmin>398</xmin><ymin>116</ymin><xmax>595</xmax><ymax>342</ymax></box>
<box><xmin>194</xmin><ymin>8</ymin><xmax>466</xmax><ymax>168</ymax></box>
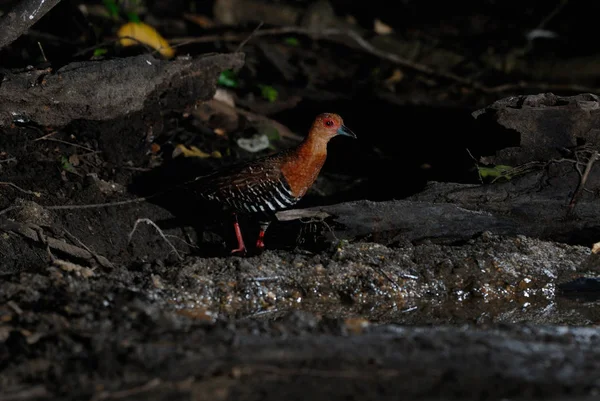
<box><xmin>0</xmin><ymin>53</ymin><xmax>245</xmax><ymax>127</ymax></box>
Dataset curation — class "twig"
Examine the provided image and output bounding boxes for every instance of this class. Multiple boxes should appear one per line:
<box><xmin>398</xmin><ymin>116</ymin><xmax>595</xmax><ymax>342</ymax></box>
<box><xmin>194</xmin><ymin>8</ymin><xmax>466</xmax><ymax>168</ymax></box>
<box><xmin>567</xmin><ymin>150</ymin><xmax>599</xmax><ymax>216</ymax></box>
<box><xmin>276</xmin><ymin>208</ymin><xmax>330</xmax><ymax>222</ymax></box>
<box><xmin>235</xmin><ymin>21</ymin><xmax>264</xmax><ymax>52</ymax></box>
<box><xmin>371</xmin><ymin>265</ymin><xmax>402</xmax><ymax>292</ymax></box>
<box><xmin>0</xmin><ymin>219</ymin><xmax>114</xmax><ymax>268</ymax></box>
<box><xmin>32</xmin><ymin>130</ymin><xmax>56</xmax><ymax>141</ymax></box>
<box><xmin>0</xmin><ymin>0</ymin><xmax>63</xmax><ymax>50</ymax></box>
<box><xmin>249</xmin><ymin>276</ymin><xmax>283</xmax><ymax>282</ymax></box>
<box><xmin>3</xmin><ymin>195</ymin><xmax>155</xmax><ymax>217</ymax></box>
<box><xmin>46</xmin><ymin>173</ymin><xmax>211</xmax><ymax>211</ymax></box>
<box><xmin>73</xmin><ymin>35</ymin><xmax>160</xmax><ymax>59</ymax></box>
<box><xmin>36</xmin><ymin>136</ymin><xmax>97</xmax><ymax>153</ymax></box>
<box><xmin>27</xmin><ymin>178</ymin><xmax>190</xmax><ymax>212</ymax></box>
<box><xmin>0</xmin><ymin>157</ymin><xmax>17</xmax><ymax>164</ymax></box>
<box><xmin>46</xmin><ymin>196</ymin><xmax>154</xmax><ymax>210</ymax></box>
<box><xmin>206</xmin><ymin>97</ymin><xmax>303</xmax><ymax>141</ymax></box>
<box><xmin>231</xmin><ymin>364</ymin><xmax>400</xmax><ymax>379</ymax></box>
<box><xmin>128</xmin><ymin>218</ymin><xmax>184</xmax><ymax>260</ymax></box>
<box><xmin>72</xmin><ymin>39</ymin><xmax>118</xmax><ymax>58</ymax></box>
<box><xmin>62</xmin><ymin>228</ymin><xmax>104</xmax><ymax>268</ymax></box>
<box><xmin>0</xmin><ymin>206</ymin><xmax>20</xmax><ymax>217</ymax></box>
<box><xmin>164</xmin><ymin>234</ymin><xmax>200</xmax><ymax>249</ymax></box>
<box><xmin>37</xmin><ymin>41</ymin><xmax>47</xmax><ymax>62</ymax></box>
<box><xmin>0</xmin><ymin>385</ymin><xmax>49</xmax><ymax>401</ymax></box>
<box><xmin>465</xmin><ymin>148</ymin><xmax>484</xmax><ymax>184</ymax></box>
<box><xmin>517</xmin><ymin>0</ymin><xmax>569</xmax><ymax>57</ymax></box>
<box><xmin>234</xmin><ymin>105</ymin><xmax>304</xmax><ymax>141</ymax></box>
<box><xmin>91</xmin><ymin>378</ymin><xmax>162</xmax><ymax>401</ymax></box>
<box><xmin>31</xmin><ymin>224</ymin><xmax>53</xmax><ymax>261</ymax></box>
<box><xmin>171</xmin><ymin>26</ymin><xmax>599</xmax><ymax>94</ymax></box>
<box><xmin>537</xmin><ymin>0</ymin><xmax>569</xmax><ymax>33</ymax></box>
<box><xmin>0</xmin><ymin>182</ymin><xmax>42</xmax><ymax>197</ymax></box>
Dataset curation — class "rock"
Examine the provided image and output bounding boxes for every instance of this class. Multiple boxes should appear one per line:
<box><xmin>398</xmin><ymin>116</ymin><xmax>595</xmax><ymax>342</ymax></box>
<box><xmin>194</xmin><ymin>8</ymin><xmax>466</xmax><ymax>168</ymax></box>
<box><xmin>472</xmin><ymin>92</ymin><xmax>600</xmax><ymax>166</ymax></box>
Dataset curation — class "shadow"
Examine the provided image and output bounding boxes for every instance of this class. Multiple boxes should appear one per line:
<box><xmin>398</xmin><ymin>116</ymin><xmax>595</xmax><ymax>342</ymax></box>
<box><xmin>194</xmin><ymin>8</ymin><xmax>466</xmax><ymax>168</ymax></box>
<box><xmin>272</xmin><ymin>95</ymin><xmax>500</xmax><ymax>203</ymax></box>
<box><xmin>558</xmin><ymin>277</ymin><xmax>600</xmax><ymax>302</ymax></box>
<box><xmin>128</xmin><ymin>156</ymin><xmax>231</xmax><ymax>257</ymax></box>
<box><xmin>128</xmin><ymin>155</ymin><xmax>311</xmax><ymax>256</ymax></box>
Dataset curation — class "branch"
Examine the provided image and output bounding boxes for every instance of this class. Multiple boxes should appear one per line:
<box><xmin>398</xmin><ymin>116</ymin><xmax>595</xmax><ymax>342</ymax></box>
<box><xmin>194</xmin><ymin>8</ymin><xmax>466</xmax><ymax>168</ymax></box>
<box><xmin>171</xmin><ymin>27</ymin><xmax>600</xmax><ymax>94</ymax></box>
<box><xmin>0</xmin><ymin>0</ymin><xmax>63</xmax><ymax>50</ymax></box>
<box><xmin>128</xmin><ymin>218</ymin><xmax>184</xmax><ymax>260</ymax></box>
<box><xmin>568</xmin><ymin>149</ymin><xmax>599</xmax><ymax>216</ymax></box>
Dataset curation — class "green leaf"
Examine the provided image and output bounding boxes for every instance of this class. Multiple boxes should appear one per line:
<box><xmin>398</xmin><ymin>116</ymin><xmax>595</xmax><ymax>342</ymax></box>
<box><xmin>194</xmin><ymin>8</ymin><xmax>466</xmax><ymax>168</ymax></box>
<box><xmin>59</xmin><ymin>156</ymin><xmax>76</xmax><ymax>173</ymax></box>
<box><xmin>93</xmin><ymin>48</ymin><xmax>108</xmax><ymax>57</ymax></box>
<box><xmin>102</xmin><ymin>0</ymin><xmax>120</xmax><ymax>18</ymax></box>
<box><xmin>258</xmin><ymin>84</ymin><xmax>278</xmax><ymax>102</ymax></box>
<box><xmin>265</xmin><ymin>127</ymin><xmax>280</xmax><ymax>141</ymax></box>
<box><xmin>126</xmin><ymin>11</ymin><xmax>140</xmax><ymax>23</ymax></box>
<box><xmin>257</xmin><ymin>124</ymin><xmax>280</xmax><ymax>141</ymax></box>
<box><xmin>478</xmin><ymin>165</ymin><xmax>513</xmax><ymax>179</ymax></box>
<box><xmin>283</xmin><ymin>37</ymin><xmax>299</xmax><ymax>46</ymax></box>
<box><xmin>218</xmin><ymin>70</ymin><xmax>238</xmax><ymax>88</ymax></box>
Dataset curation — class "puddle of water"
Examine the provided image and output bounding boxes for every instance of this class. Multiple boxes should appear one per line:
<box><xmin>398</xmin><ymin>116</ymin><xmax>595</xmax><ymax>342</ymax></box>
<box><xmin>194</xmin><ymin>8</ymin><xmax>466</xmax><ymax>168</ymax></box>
<box><xmin>225</xmin><ymin>292</ymin><xmax>600</xmax><ymax>327</ymax></box>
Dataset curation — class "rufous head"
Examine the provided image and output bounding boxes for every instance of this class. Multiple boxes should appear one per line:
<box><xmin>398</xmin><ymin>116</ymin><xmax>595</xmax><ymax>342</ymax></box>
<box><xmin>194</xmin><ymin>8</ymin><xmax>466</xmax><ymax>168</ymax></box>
<box><xmin>309</xmin><ymin>113</ymin><xmax>356</xmax><ymax>141</ymax></box>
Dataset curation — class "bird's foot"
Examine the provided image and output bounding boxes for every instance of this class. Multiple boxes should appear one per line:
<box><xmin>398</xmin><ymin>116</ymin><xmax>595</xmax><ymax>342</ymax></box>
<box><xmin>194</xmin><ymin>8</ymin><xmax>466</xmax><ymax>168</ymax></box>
<box><xmin>231</xmin><ymin>215</ymin><xmax>247</xmax><ymax>255</ymax></box>
<box><xmin>255</xmin><ymin>238</ymin><xmax>265</xmax><ymax>251</ymax></box>
<box><xmin>255</xmin><ymin>223</ymin><xmax>269</xmax><ymax>252</ymax></box>
<box><xmin>230</xmin><ymin>246</ymin><xmax>247</xmax><ymax>255</ymax></box>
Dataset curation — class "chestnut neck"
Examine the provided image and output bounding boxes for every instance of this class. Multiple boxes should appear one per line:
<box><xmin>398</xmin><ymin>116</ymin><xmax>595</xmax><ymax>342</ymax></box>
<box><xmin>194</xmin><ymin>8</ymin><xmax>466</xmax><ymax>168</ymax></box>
<box><xmin>296</xmin><ymin>130</ymin><xmax>331</xmax><ymax>159</ymax></box>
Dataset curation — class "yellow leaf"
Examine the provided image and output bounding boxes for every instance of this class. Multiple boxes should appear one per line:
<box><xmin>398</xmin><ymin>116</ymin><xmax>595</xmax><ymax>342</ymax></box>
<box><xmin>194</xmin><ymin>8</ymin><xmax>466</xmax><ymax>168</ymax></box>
<box><xmin>173</xmin><ymin>144</ymin><xmax>212</xmax><ymax>158</ymax></box>
<box><xmin>117</xmin><ymin>22</ymin><xmax>175</xmax><ymax>58</ymax></box>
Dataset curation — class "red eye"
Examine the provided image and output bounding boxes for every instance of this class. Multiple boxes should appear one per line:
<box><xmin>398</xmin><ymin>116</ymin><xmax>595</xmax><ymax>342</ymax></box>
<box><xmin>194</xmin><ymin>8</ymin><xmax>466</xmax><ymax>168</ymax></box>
<box><xmin>325</xmin><ymin>119</ymin><xmax>333</xmax><ymax>127</ymax></box>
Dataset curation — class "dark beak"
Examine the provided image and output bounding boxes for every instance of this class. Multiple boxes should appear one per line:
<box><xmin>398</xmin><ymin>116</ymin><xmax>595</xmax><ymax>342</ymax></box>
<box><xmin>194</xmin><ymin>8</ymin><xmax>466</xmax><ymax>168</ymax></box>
<box><xmin>337</xmin><ymin>125</ymin><xmax>356</xmax><ymax>138</ymax></box>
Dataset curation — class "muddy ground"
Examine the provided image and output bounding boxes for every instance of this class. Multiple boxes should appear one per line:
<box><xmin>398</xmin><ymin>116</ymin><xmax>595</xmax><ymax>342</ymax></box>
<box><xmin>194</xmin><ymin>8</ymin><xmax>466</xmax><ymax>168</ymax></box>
<box><xmin>3</xmin><ymin>1</ymin><xmax>600</xmax><ymax>400</ymax></box>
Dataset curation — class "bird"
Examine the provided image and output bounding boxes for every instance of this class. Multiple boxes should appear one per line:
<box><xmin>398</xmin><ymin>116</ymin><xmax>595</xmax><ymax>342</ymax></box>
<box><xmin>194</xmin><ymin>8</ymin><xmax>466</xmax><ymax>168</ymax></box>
<box><xmin>191</xmin><ymin>112</ymin><xmax>356</xmax><ymax>254</ymax></box>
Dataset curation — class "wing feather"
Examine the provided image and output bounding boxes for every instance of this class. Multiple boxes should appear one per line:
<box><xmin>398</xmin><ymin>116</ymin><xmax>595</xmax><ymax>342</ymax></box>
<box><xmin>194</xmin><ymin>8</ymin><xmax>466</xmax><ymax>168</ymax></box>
<box><xmin>193</xmin><ymin>152</ymin><xmax>298</xmax><ymax>213</ymax></box>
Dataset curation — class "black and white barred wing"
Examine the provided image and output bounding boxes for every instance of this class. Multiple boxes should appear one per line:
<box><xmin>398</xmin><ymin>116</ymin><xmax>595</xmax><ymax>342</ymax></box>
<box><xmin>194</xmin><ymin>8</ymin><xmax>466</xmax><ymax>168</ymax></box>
<box><xmin>197</xmin><ymin>160</ymin><xmax>299</xmax><ymax>214</ymax></box>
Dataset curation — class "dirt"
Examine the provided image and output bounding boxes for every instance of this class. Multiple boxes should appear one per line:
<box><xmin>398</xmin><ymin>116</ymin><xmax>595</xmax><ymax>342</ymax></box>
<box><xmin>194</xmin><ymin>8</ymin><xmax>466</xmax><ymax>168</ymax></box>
<box><xmin>1</xmin><ymin>230</ymin><xmax>600</xmax><ymax>399</ymax></box>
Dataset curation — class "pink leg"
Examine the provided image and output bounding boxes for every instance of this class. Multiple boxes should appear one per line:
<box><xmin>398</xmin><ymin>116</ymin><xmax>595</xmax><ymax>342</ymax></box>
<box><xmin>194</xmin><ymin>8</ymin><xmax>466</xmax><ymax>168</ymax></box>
<box><xmin>231</xmin><ymin>214</ymin><xmax>246</xmax><ymax>254</ymax></box>
<box><xmin>255</xmin><ymin>221</ymin><xmax>270</xmax><ymax>251</ymax></box>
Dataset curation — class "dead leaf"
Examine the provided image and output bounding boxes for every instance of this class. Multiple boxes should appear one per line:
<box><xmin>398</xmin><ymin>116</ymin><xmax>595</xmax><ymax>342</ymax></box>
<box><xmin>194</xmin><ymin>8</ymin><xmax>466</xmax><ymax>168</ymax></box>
<box><xmin>374</xmin><ymin>19</ymin><xmax>394</xmax><ymax>35</ymax></box>
<box><xmin>54</xmin><ymin>259</ymin><xmax>95</xmax><ymax>278</ymax></box>
<box><xmin>194</xmin><ymin>99</ymin><xmax>239</xmax><ymax>133</ymax></box>
<box><xmin>183</xmin><ymin>13</ymin><xmax>216</xmax><ymax>29</ymax></box>
<box><xmin>213</xmin><ymin>88</ymin><xmax>236</xmax><ymax>107</ymax></box>
<box><xmin>237</xmin><ymin>134</ymin><xmax>270</xmax><ymax>153</ymax></box>
<box><xmin>384</xmin><ymin>69</ymin><xmax>404</xmax><ymax>87</ymax></box>
<box><xmin>68</xmin><ymin>154</ymin><xmax>80</xmax><ymax>166</ymax></box>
